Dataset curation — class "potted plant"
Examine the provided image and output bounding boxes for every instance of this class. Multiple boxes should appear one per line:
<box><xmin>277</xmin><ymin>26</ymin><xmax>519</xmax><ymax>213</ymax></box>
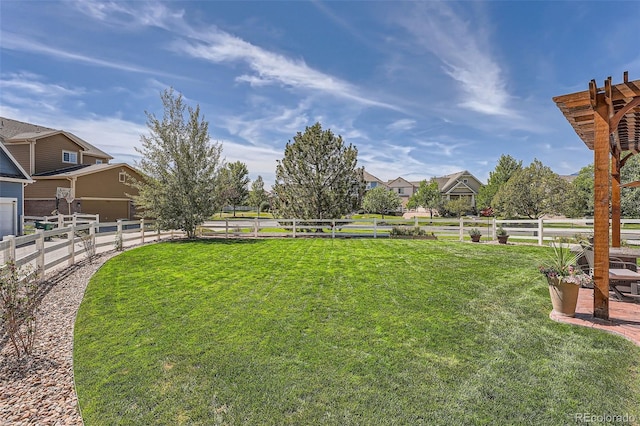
<box><xmin>469</xmin><ymin>228</ymin><xmax>482</xmax><ymax>242</ymax></box>
<box><xmin>538</xmin><ymin>242</ymin><xmax>592</xmax><ymax>317</ymax></box>
<box><xmin>496</xmin><ymin>226</ymin><xmax>509</xmax><ymax>244</ymax></box>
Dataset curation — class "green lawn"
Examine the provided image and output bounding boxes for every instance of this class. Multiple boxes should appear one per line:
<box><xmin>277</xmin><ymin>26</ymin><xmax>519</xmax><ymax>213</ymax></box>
<box><xmin>74</xmin><ymin>239</ymin><xmax>640</xmax><ymax>425</ymax></box>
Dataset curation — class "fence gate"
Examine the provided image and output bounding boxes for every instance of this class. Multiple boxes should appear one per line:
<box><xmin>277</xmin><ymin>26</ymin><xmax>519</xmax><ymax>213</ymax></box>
<box><xmin>0</xmin><ymin>198</ymin><xmax>17</xmax><ymax>240</ymax></box>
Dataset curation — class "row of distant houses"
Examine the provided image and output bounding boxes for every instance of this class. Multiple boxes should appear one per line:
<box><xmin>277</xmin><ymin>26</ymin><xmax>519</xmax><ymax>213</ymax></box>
<box><xmin>0</xmin><ymin>116</ymin><xmax>486</xmax><ymax>238</ymax></box>
<box><xmin>0</xmin><ymin>117</ymin><xmax>141</xmax><ymax>238</ymax></box>
<box><xmin>363</xmin><ymin>170</ymin><xmax>483</xmax><ymax>209</ymax></box>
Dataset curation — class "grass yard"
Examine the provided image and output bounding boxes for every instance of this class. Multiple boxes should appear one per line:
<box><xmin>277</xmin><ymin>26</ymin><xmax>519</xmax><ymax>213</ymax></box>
<box><xmin>74</xmin><ymin>239</ymin><xmax>640</xmax><ymax>425</ymax></box>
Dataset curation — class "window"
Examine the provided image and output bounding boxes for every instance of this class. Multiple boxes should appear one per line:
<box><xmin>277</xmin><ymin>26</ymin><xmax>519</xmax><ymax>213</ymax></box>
<box><xmin>462</xmin><ymin>178</ymin><xmax>468</xmax><ymax>184</ymax></box>
<box><xmin>397</xmin><ymin>187</ymin><xmax>404</xmax><ymax>195</ymax></box>
<box><xmin>96</xmin><ymin>159</ymin><xmax>103</xmax><ymax>164</ymax></box>
<box><xmin>62</xmin><ymin>150</ymin><xmax>78</xmax><ymax>164</ymax></box>
<box><xmin>119</xmin><ymin>172</ymin><xmax>126</xmax><ymax>183</ymax></box>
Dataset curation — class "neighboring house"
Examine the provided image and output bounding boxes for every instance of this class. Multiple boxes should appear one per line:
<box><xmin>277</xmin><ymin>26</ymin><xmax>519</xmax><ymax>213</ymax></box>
<box><xmin>0</xmin><ymin>117</ymin><xmax>140</xmax><ymax>222</ymax></box>
<box><xmin>0</xmin><ymin>142</ymin><xmax>33</xmax><ymax>238</ymax></box>
<box><xmin>363</xmin><ymin>169</ymin><xmax>484</xmax><ymax>210</ymax></box>
<box><xmin>386</xmin><ymin>177</ymin><xmax>417</xmax><ymax>207</ymax></box>
<box><xmin>433</xmin><ymin>170</ymin><xmax>483</xmax><ymax>207</ymax></box>
<box><xmin>363</xmin><ymin>170</ymin><xmax>385</xmax><ymax>190</ymax></box>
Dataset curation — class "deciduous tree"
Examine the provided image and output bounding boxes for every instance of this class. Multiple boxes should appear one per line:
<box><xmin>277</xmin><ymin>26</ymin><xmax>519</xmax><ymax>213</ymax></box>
<box><xmin>362</xmin><ymin>186</ymin><xmax>401</xmax><ymax>218</ymax></box>
<box><xmin>477</xmin><ymin>154</ymin><xmax>522</xmax><ymax>209</ymax></box>
<box><xmin>492</xmin><ymin>159</ymin><xmax>568</xmax><ymax>219</ymax></box>
<box><xmin>273</xmin><ymin>122</ymin><xmax>365</xmax><ymax>221</ymax></box>
<box><xmin>219</xmin><ymin>161</ymin><xmax>250</xmax><ymax>217</ymax></box>
<box><xmin>622</xmin><ymin>154</ymin><xmax>640</xmax><ymax>218</ymax></box>
<box><xmin>131</xmin><ymin>88</ymin><xmax>223</xmax><ymax>238</ymax></box>
<box><xmin>407</xmin><ymin>178</ymin><xmax>443</xmax><ymax>220</ymax></box>
<box><xmin>248</xmin><ymin>175</ymin><xmax>269</xmax><ymax>217</ymax></box>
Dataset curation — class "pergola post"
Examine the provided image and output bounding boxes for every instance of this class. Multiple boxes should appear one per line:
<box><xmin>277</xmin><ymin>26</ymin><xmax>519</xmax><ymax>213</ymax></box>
<box><xmin>611</xmin><ymin>149</ymin><xmax>622</xmax><ymax>248</ymax></box>
<box><xmin>592</xmin><ymin>95</ymin><xmax>610</xmax><ymax>320</ymax></box>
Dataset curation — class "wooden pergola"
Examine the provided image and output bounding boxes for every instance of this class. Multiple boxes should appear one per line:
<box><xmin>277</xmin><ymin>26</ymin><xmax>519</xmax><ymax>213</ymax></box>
<box><xmin>553</xmin><ymin>72</ymin><xmax>640</xmax><ymax>319</ymax></box>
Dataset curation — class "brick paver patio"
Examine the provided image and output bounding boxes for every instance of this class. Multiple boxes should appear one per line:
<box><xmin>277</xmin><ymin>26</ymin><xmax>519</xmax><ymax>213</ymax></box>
<box><xmin>550</xmin><ymin>288</ymin><xmax>640</xmax><ymax>346</ymax></box>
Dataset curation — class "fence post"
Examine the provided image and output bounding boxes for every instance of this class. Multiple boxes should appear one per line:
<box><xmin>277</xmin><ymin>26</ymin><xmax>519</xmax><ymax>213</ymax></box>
<box><xmin>373</xmin><ymin>218</ymin><xmax>377</xmax><ymax>239</ymax></box>
<box><xmin>140</xmin><ymin>218</ymin><xmax>145</xmax><ymax>244</ymax></box>
<box><xmin>459</xmin><ymin>217</ymin><xmax>464</xmax><ymax>241</ymax></box>
<box><xmin>415</xmin><ymin>216</ymin><xmax>418</xmax><ymax>227</ymax></box>
<box><xmin>254</xmin><ymin>217</ymin><xmax>258</xmax><ymax>238</ymax></box>
<box><xmin>72</xmin><ymin>213</ymin><xmax>77</xmax><ymax>227</ymax></box>
<box><xmin>95</xmin><ymin>214</ymin><xmax>100</xmax><ymax>223</ymax></box>
<box><xmin>157</xmin><ymin>226</ymin><xmax>161</xmax><ymax>242</ymax></box>
<box><xmin>6</xmin><ymin>235</ymin><xmax>16</xmax><ymax>263</ymax></box>
<box><xmin>67</xmin><ymin>225</ymin><xmax>75</xmax><ymax>266</ymax></box>
<box><xmin>538</xmin><ymin>218</ymin><xmax>544</xmax><ymax>245</ymax></box>
<box><xmin>225</xmin><ymin>219</ymin><xmax>229</xmax><ymax>239</ymax></box>
<box><xmin>332</xmin><ymin>219</ymin><xmax>335</xmax><ymax>239</ymax></box>
<box><xmin>492</xmin><ymin>218</ymin><xmax>497</xmax><ymax>240</ymax></box>
<box><xmin>58</xmin><ymin>214</ymin><xmax>64</xmax><ymax>228</ymax></box>
<box><xmin>90</xmin><ymin>222</ymin><xmax>96</xmax><ymax>252</ymax></box>
<box><xmin>35</xmin><ymin>231</ymin><xmax>45</xmax><ymax>279</ymax></box>
<box><xmin>293</xmin><ymin>219</ymin><xmax>297</xmax><ymax>238</ymax></box>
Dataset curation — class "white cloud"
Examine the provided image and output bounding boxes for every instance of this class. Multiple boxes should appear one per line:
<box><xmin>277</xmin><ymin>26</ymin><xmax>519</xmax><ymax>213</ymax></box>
<box><xmin>73</xmin><ymin>1</ymin><xmax>401</xmax><ymax>111</ymax></box>
<box><xmin>395</xmin><ymin>3</ymin><xmax>515</xmax><ymax>117</ymax></box>
<box><xmin>387</xmin><ymin>119</ymin><xmax>416</xmax><ymax>131</ymax></box>
<box><xmin>0</xmin><ymin>32</ymin><xmax>185</xmax><ymax>79</ymax></box>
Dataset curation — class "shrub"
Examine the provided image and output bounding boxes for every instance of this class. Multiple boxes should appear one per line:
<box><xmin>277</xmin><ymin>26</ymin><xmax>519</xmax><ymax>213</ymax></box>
<box><xmin>390</xmin><ymin>226</ymin><xmax>427</xmax><ymax>237</ymax></box>
<box><xmin>76</xmin><ymin>230</ymin><xmax>96</xmax><ymax>263</ymax></box>
<box><xmin>0</xmin><ymin>262</ymin><xmax>39</xmax><ymax>357</ymax></box>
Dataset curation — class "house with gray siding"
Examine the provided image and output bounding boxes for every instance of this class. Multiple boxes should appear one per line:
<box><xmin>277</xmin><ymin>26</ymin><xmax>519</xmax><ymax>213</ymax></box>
<box><xmin>0</xmin><ymin>143</ymin><xmax>32</xmax><ymax>238</ymax></box>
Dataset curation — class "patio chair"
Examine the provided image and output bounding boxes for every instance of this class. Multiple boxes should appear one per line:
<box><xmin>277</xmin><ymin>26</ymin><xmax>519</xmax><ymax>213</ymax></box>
<box><xmin>582</xmin><ymin>246</ymin><xmax>640</xmax><ymax>301</ymax></box>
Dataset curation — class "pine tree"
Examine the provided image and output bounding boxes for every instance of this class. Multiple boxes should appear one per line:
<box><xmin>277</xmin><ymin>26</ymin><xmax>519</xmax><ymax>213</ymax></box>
<box><xmin>273</xmin><ymin>122</ymin><xmax>364</xmax><ymax>222</ymax></box>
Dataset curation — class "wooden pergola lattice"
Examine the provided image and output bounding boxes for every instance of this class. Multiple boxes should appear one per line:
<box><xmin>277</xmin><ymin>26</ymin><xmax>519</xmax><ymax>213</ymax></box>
<box><xmin>553</xmin><ymin>72</ymin><xmax>640</xmax><ymax>319</ymax></box>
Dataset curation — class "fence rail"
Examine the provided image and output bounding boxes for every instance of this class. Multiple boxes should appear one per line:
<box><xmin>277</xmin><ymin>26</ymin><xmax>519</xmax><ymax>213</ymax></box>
<box><xmin>197</xmin><ymin>217</ymin><xmax>640</xmax><ymax>244</ymax></box>
<box><xmin>1</xmin><ymin>219</ymin><xmax>183</xmax><ymax>277</ymax></box>
<box><xmin>5</xmin><ymin>216</ymin><xmax>640</xmax><ymax>276</ymax></box>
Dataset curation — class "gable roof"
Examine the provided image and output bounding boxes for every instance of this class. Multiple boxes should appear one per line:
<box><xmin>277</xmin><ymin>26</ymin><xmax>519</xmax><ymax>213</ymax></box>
<box><xmin>31</xmin><ymin>162</ymin><xmax>139</xmax><ymax>179</ymax></box>
<box><xmin>0</xmin><ymin>116</ymin><xmax>113</xmax><ymax>160</ymax></box>
<box><xmin>0</xmin><ymin>142</ymin><xmax>32</xmax><ymax>183</ymax></box>
<box><xmin>436</xmin><ymin>170</ymin><xmax>482</xmax><ymax>193</ymax></box>
<box><xmin>387</xmin><ymin>176</ymin><xmax>414</xmax><ymax>187</ymax></box>
<box><xmin>363</xmin><ymin>170</ymin><xmax>385</xmax><ymax>184</ymax></box>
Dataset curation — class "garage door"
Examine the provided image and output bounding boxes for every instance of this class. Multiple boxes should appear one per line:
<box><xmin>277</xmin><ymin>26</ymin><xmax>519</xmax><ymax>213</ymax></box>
<box><xmin>0</xmin><ymin>198</ymin><xmax>17</xmax><ymax>240</ymax></box>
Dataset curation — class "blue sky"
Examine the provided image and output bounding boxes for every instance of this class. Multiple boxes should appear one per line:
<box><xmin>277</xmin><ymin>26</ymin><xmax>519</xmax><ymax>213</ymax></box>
<box><xmin>1</xmin><ymin>1</ymin><xmax>639</xmax><ymax>187</ymax></box>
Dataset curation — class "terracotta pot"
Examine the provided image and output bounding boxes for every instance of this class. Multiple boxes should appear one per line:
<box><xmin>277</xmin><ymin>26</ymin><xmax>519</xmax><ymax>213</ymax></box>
<box><xmin>497</xmin><ymin>235</ymin><xmax>509</xmax><ymax>244</ymax></box>
<box><xmin>470</xmin><ymin>235</ymin><xmax>481</xmax><ymax>243</ymax></box>
<box><xmin>547</xmin><ymin>277</ymin><xmax>580</xmax><ymax>317</ymax></box>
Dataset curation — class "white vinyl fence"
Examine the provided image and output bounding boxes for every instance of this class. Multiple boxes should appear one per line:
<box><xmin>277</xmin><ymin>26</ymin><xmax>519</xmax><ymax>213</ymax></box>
<box><xmin>197</xmin><ymin>217</ymin><xmax>640</xmax><ymax>244</ymax></box>
<box><xmin>1</xmin><ymin>219</ymin><xmax>183</xmax><ymax>277</ymax></box>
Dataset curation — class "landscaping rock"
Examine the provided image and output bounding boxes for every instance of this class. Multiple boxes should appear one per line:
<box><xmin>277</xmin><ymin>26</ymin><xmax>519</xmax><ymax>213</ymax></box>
<box><xmin>0</xmin><ymin>252</ymin><xmax>117</xmax><ymax>425</ymax></box>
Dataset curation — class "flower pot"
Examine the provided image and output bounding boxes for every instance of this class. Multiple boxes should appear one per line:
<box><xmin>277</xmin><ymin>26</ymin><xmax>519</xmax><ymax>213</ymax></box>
<box><xmin>470</xmin><ymin>235</ymin><xmax>481</xmax><ymax>243</ymax></box>
<box><xmin>497</xmin><ymin>235</ymin><xmax>509</xmax><ymax>244</ymax></box>
<box><xmin>547</xmin><ymin>277</ymin><xmax>580</xmax><ymax>317</ymax></box>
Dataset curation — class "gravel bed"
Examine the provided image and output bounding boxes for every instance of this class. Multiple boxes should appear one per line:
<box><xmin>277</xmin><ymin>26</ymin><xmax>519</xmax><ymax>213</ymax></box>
<box><xmin>0</xmin><ymin>252</ymin><xmax>118</xmax><ymax>425</ymax></box>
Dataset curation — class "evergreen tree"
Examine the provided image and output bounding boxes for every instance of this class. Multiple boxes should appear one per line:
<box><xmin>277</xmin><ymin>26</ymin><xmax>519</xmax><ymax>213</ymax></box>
<box><xmin>273</xmin><ymin>122</ymin><xmax>365</xmax><ymax>221</ymax></box>
<box><xmin>131</xmin><ymin>88</ymin><xmax>222</xmax><ymax>238</ymax></box>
